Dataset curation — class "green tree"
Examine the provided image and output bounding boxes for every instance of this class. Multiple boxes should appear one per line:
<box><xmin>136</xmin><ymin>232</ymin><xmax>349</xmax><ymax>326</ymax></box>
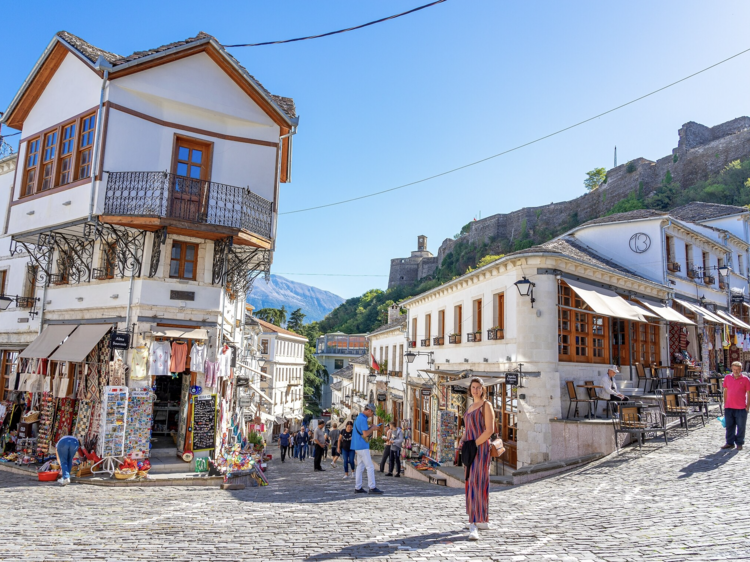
<box><xmin>584</xmin><ymin>168</ymin><xmax>607</xmax><ymax>192</ymax></box>
<box><xmin>287</xmin><ymin>308</ymin><xmax>305</xmax><ymax>333</ymax></box>
<box><xmin>303</xmin><ymin>343</ymin><xmax>326</xmax><ymax>416</ymax></box>
<box><xmin>255</xmin><ymin>307</ymin><xmax>281</xmax><ymax>326</ymax></box>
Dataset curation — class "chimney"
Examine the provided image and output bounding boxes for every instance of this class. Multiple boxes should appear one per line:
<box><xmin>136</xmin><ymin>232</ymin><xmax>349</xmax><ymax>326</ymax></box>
<box><xmin>388</xmin><ymin>304</ymin><xmax>401</xmax><ymax>324</ymax></box>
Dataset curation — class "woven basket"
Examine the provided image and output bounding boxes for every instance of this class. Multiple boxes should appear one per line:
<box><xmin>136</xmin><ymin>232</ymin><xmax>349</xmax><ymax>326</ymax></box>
<box><xmin>114</xmin><ymin>470</ymin><xmax>136</xmax><ymax>480</ymax></box>
<box><xmin>22</xmin><ymin>411</ymin><xmax>40</xmax><ymax>423</ymax></box>
<box><xmin>136</xmin><ymin>470</ymin><xmax>149</xmax><ymax>478</ymax></box>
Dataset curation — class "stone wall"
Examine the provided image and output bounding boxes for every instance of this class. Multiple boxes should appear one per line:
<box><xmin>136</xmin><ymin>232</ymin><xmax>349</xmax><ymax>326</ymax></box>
<box><xmin>411</xmin><ymin>117</ymin><xmax>750</xmax><ymax>284</ymax></box>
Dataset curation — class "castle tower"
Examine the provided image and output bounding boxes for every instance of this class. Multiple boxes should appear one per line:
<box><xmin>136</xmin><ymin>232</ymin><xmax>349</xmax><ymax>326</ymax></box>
<box><xmin>418</xmin><ymin>235</ymin><xmax>427</xmax><ymax>252</ymax></box>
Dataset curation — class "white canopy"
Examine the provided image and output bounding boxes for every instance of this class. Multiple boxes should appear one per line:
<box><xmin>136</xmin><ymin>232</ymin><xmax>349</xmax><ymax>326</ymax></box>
<box><xmin>715</xmin><ymin>310</ymin><xmax>750</xmax><ymax>330</ymax></box>
<box><xmin>674</xmin><ymin>299</ymin><xmax>731</xmax><ymax>325</ymax></box>
<box><xmin>20</xmin><ymin>324</ymin><xmax>77</xmax><ymax>359</ymax></box>
<box><xmin>564</xmin><ymin>279</ymin><xmax>646</xmax><ymax>322</ymax></box>
<box><xmin>149</xmin><ymin>325</ymin><xmax>209</xmax><ymax>340</ymax></box>
<box><xmin>639</xmin><ymin>301</ymin><xmax>696</xmax><ymax>325</ymax></box>
<box><xmin>49</xmin><ymin>324</ymin><xmax>112</xmax><ymax>362</ymax></box>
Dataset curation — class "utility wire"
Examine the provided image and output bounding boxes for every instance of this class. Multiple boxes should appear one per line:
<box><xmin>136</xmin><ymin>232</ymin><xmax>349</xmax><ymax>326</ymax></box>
<box><xmin>275</xmin><ymin>273</ymin><xmax>387</xmax><ymax>277</ymax></box>
<box><xmin>224</xmin><ymin>0</ymin><xmax>448</xmax><ymax>48</ymax></box>
<box><xmin>0</xmin><ymin>131</ymin><xmax>20</xmax><ymax>137</ymax></box>
<box><xmin>281</xmin><ymin>45</ymin><xmax>750</xmax><ymax>216</ymax></box>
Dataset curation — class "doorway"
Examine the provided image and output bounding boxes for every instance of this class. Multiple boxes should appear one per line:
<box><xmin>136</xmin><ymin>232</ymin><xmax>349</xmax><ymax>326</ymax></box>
<box><xmin>170</xmin><ymin>136</ymin><xmax>212</xmax><ymax>222</ymax></box>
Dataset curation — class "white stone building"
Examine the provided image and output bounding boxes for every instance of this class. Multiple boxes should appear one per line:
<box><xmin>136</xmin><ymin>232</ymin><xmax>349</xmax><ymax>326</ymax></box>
<box><xmin>252</xmin><ymin>318</ymin><xmax>306</xmax><ymax>437</ymax></box>
<box><xmin>398</xmin><ymin>203</ymin><xmax>750</xmax><ymax>472</ymax></box>
<box><xmin>0</xmin><ymin>30</ymin><xmax>299</xmax><ymax>459</ymax></box>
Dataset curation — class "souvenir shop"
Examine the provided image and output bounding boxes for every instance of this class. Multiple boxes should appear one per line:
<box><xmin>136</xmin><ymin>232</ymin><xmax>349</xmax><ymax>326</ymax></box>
<box><xmin>0</xmin><ymin>319</ymin><xmax>268</xmax><ymax>482</ymax></box>
<box><xmin>0</xmin><ymin>323</ymin><xmax>146</xmax><ymax>470</ymax></box>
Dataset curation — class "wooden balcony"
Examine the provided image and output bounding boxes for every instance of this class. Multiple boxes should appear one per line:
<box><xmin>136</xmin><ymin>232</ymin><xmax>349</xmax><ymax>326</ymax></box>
<box><xmin>433</xmin><ymin>336</ymin><xmax>445</xmax><ymax>346</ymax></box>
<box><xmin>449</xmin><ymin>334</ymin><xmax>461</xmax><ymax>344</ymax></box>
<box><xmin>102</xmin><ymin>171</ymin><xmax>273</xmax><ymax>248</ymax></box>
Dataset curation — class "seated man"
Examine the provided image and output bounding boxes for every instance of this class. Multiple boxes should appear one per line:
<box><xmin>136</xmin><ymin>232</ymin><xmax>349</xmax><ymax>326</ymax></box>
<box><xmin>599</xmin><ymin>365</ymin><xmax>629</xmax><ymax>413</ymax></box>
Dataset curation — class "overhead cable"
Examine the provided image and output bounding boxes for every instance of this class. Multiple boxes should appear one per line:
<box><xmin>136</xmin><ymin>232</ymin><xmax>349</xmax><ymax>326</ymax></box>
<box><xmin>280</xmin><ymin>45</ymin><xmax>750</xmax><ymax>215</ymax></box>
<box><xmin>224</xmin><ymin>0</ymin><xmax>448</xmax><ymax>48</ymax></box>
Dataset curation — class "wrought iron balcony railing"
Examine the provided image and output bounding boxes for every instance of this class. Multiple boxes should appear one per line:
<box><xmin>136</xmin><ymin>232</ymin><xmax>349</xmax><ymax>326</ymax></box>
<box><xmin>433</xmin><ymin>336</ymin><xmax>444</xmax><ymax>346</ymax></box>
<box><xmin>487</xmin><ymin>328</ymin><xmax>504</xmax><ymax>341</ymax></box>
<box><xmin>104</xmin><ymin>171</ymin><xmax>273</xmax><ymax>239</ymax></box>
<box><xmin>420</xmin><ymin>339</ymin><xmax>430</xmax><ymax>347</ymax></box>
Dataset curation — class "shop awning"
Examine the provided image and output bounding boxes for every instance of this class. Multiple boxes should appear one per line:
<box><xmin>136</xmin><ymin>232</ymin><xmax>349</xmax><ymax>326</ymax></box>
<box><xmin>630</xmin><ymin>302</ymin><xmax>660</xmax><ymax>319</ymax></box>
<box><xmin>564</xmin><ymin>279</ymin><xmax>646</xmax><ymax>322</ymax></box>
<box><xmin>149</xmin><ymin>326</ymin><xmax>209</xmax><ymax>340</ymax></box>
<box><xmin>274</xmin><ymin>416</ymin><xmax>285</xmax><ymax>425</ymax></box>
<box><xmin>674</xmin><ymin>299</ymin><xmax>731</xmax><ymax>325</ymax></box>
<box><xmin>258</xmin><ymin>411</ymin><xmax>275</xmax><ymax>424</ymax></box>
<box><xmin>49</xmin><ymin>324</ymin><xmax>112</xmax><ymax>362</ymax></box>
<box><xmin>20</xmin><ymin>324</ymin><xmax>78</xmax><ymax>359</ymax></box>
<box><xmin>715</xmin><ymin>310</ymin><xmax>750</xmax><ymax>330</ymax></box>
<box><xmin>441</xmin><ymin>374</ymin><xmax>505</xmax><ymax>387</ymax></box>
<box><xmin>249</xmin><ymin>381</ymin><xmax>273</xmax><ymax>405</ymax></box>
<box><xmin>639</xmin><ymin>301</ymin><xmax>696</xmax><ymax>325</ymax></box>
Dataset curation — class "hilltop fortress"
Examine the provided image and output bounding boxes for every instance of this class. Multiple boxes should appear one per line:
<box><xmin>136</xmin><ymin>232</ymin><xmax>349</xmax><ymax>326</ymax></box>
<box><xmin>389</xmin><ymin>117</ymin><xmax>750</xmax><ymax>288</ymax></box>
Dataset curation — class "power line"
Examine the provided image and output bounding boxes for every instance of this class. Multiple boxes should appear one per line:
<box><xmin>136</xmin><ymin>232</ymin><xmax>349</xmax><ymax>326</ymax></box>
<box><xmin>280</xmin><ymin>45</ymin><xmax>750</xmax><ymax>216</ymax></box>
<box><xmin>275</xmin><ymin>273</ymin><xmax>387</xmax><ymax>277</ymax></box>
<box><xmin>224</xmin><ymin>0</ymin><xmax>448</xmax><ymax>48</ymax></box>
<box><xmin>0</xmin><ymin>131</ymin><xmax>20</xmax><ymax>137</ymax></box>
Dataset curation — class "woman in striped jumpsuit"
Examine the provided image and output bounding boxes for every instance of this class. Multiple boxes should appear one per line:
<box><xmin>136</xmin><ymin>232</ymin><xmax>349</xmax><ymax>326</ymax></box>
<box><xmin>462</xmin><ymin>378</ymin><xmax>495</xmax><ymax>540</ymax></box>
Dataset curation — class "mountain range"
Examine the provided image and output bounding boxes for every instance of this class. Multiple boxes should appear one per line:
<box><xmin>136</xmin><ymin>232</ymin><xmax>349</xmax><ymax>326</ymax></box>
<box><xmin>247</xmin><ymin>274</ymin><xmax>344</xmax><ymax>323</ymax></box>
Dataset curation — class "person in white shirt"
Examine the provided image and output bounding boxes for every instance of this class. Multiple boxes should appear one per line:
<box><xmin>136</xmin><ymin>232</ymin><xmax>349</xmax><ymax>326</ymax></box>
<box><xmin>598</xmin><ymin>365</ymin><xmax>629</xmax><ymax>413</ymax></box>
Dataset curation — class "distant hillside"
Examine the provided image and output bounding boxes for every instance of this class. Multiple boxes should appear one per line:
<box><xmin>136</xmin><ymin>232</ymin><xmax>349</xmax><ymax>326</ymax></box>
<box><xmin>247</xmin><ymin>275</ymin><xmax>344</xmax><ymax>323</ymax></box>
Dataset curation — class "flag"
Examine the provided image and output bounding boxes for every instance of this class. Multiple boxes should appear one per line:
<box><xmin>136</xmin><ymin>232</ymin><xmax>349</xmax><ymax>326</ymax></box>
<box><xmin>371</xmin><ymin>353</ymin><xmax>380</xmax><ymax>372</ymax></box>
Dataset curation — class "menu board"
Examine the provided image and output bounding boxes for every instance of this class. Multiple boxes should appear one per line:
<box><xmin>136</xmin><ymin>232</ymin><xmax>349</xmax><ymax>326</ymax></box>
<box><xmin>191</xmin><ymin>394</ymin><xmax>217</xmax><ymax>452</ymax></box>
<box><xmin>124</xmin><ymin>389</ymin><xmax>153</xmax><ymax>459</ymax></box>
<box><xmin>98</xmin><ymin>386</ymin><xmax>129</xmax><ymax>458</ymax></box>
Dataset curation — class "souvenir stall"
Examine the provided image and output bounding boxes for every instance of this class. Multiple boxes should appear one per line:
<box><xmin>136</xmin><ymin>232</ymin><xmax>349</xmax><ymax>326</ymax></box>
<box><xmin>0</xmin><ymin>323</ymin><xmax>157</xmax><ymax>476</ymax></box>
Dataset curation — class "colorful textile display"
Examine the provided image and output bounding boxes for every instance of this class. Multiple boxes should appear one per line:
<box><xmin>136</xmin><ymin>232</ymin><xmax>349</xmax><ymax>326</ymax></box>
<box><xmin>36</xmin><ymin>392</ymin><xmax>56</xmax><ymax>457</ymax></box>
<box><xmin>52</xmin><ymin>398</ymin><xmax>76</xmax><ymax>444</ymax></box>
<box><xmin>73</xmin><ymin>400</ymin><xmax>93</xmax><ymax>442</ymax></box>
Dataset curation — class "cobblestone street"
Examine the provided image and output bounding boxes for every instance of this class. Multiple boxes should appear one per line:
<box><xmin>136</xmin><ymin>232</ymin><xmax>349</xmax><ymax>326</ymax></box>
<box><xmin>1</xmin><ymin>419</ymin><xmax>748</xmax><ymax>561</ymax></box>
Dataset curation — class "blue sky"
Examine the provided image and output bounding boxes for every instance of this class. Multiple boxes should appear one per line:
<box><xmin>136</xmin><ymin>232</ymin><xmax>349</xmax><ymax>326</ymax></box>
<box><xmin>2</xmin><ymin>1</ymin><xmax>750</xmax><ymax>299</ymax></box>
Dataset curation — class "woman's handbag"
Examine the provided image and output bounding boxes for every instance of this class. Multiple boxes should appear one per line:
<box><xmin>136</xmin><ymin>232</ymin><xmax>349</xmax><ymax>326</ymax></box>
<box><xmin>489</xmin><ymin>437</ymin><xmax>505</xmax><ymax>458</ymax></box>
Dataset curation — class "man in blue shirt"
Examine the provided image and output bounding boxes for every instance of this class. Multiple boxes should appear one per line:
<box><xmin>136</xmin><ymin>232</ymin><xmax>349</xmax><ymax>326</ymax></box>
<box><xmin>278</xmin><ymin>428</ymin><xmax>290</xmax><ymax>463</ymax></box>
<box><xmin>352</xmin><ymin>403</ymin><xmax>384</xmax><ymax>494</ymax></box>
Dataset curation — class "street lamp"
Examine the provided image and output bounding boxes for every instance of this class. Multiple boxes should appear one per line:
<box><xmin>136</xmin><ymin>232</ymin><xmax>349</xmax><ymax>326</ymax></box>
<box><xmin>514</xmin><ymin>276</ymin><xmax>536</xmax><ymax>308</ymax></box>
<box><xmin>405</xmin><ymin>350</ymin><xmax>434</xmax><ymax>366</ymax></box>
<box><xmin>718</xmin><ymin>265</ymin><xmax>730</xmax><ymax>277</ymax></box>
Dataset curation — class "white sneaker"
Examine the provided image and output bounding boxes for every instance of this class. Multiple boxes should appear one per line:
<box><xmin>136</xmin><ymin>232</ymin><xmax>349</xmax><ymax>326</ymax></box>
<box><xmin>343</xmin><ymin>473</ymin><xmax>348</xmax><ymax>479</ymax></box>
<box><xmin>476</xmin><ymin>522</ymin><xmax>492</xmax><ymax>530</ymax></box>
<box><xmin>467</xmin><ymin>524</ymin><xmax>479</xmax><ymax>541</ymax></box>
<box><xmin>57</xmin><ymin>478</ymin><xmax>68</xmax><ymax>486</ymax></box>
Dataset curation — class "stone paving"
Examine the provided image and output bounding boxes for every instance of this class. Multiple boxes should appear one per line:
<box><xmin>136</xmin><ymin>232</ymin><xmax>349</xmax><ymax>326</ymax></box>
<box><xmin>0</xmin><ymin>418</ymin><xmax>748</xmax><ymax>561</ymax></box>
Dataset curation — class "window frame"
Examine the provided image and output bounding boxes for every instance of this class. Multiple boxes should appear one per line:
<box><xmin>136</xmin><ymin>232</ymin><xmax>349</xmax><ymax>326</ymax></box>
<box><xmin>557</xmin><ymin>282</ymin><xmax>609</xmax><ymax>364</ymax></box>
<box><xmin>0</xmin><ymin>270</ymin><xmax>6</xmax><ymax>296</ymax></box>
<box><xmin>0</xmin><ymin>350</ymin><xmax>20</xmax><ymax>401</ymax></box>
<box><xmin>168</xmin><ymin>241</ymin><xmax>198</xmax><ymax>281</ymax></box>
<box><xmin>19</xmin><ymin>110</ymin><xmax>97</xmax><ymax>199</ymax></box>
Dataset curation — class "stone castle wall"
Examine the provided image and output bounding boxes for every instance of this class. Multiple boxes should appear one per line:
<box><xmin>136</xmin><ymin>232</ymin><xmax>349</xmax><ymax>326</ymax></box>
<box><xmin>426</xmin><ymin>118</ymin><xmax>750</xmax><ymax>277</ymax></box>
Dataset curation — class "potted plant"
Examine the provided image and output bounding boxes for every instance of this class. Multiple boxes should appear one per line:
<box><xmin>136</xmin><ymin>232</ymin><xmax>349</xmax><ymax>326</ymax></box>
<box><xmin>248</xmin><ymin>431</ymin><xmax>264</xmax><ymax>452</ymax></box>
<box><xmin>449</xmin><ymin>333</ymin><xmax>461</xmax><ymax>344</ymax></box>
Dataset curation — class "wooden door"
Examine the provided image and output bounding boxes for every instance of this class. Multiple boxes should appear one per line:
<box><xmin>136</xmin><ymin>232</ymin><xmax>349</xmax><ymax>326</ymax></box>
<box><xmin>170</xmin><ymin>137</ymin><xmax>211</xmax><ymax>222</ymax></box>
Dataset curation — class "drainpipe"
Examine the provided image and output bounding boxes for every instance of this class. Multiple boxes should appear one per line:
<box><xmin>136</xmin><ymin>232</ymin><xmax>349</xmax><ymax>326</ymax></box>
<box><xmin>123</xmin><ymin>273</ymin><xmax>135</xmax><ymax>386</ymax></box>
<box><xmin>87</xmin><ymin>57</ymin><xmax>113</xmax><ymax>222</ymax></box>
<box><xmin>37</xmin><ymin>282</ymin><xmax>48</xmax><ymax>335</ymax></box>
<box><xmin>270</xmin><ymin>123</ymin><xmax>298</xmax><ymax>251</ymax></box>
<box><xmin>661</xmin><ymin>220</ymin><xmax>671</xmax><ymax>370</ymax></box>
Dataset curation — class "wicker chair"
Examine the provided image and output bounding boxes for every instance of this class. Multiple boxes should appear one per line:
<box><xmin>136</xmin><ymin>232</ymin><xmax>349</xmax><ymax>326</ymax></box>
<box><xmin>679</xmin><ymin>381</ymin><xmax>711</xmax><ymax>418</ymax></box>
<box><xmin>658</xmin><ymin>389</ymin><xmax>705</xmax><ymax>433</ymax></box>
<box><xmin>706</xmin><ymin>376</ymin><xmax>724</xmax><ymax>416</ymax></box>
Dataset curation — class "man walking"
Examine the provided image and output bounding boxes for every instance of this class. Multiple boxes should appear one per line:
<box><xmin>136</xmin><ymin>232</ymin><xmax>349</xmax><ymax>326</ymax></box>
<box><xmin>296</xmin><ymin>427</ymin><xmax>308</xmax><ymax>461</ymax></box>
<box><xmin>385</xmin><ymin>421</ymin><xmax>403</xmax><ymax>477</ymax></box>
<box><xmin>379</xmin><ymin>424</ymin><xmax>392</xmax><ymax>473</ymax></box>
<box><xmin>329</xmin><ymin>423</ymin><xmax>341</xmax><ymax>468</ymax></box>
<box><xmin>279</xmin><ymin>427</ymin><xmax>291</xmax><ymax>463</ymax></box>
<box><xmin>352</xmin><ymin>403</ymin><xmax>384</xmax><ymax>494</ymax></box>
<box><xmin>721</xmin><ymin>361</ymin><xmax>750</xmax><ymax>451</ymax></box>
<box><xmin>313</xmin><ymin>420</ymin><xmax>327</xmax><ymax>471</ymax></box>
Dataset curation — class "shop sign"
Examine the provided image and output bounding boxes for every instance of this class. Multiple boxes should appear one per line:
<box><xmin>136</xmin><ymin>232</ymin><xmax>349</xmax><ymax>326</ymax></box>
<box><xmin>420</xmin><ymin>388</ymin><xmax>432</xmax><ymax>396</ymax></box>
<box><xmin>505</xmin><ymin>372</ymin><xmax>519</xmax><ymax>386</ymax></box>
<box><xmin>731</xmin><ymin>293</ymin><xmax>745</xmax><ymax>304</ymax></box>
<box><xmin>110</xmin><ymin>331</ymin><xmax>130</xmax><ymax>350</ymax></box>
<box><xmin>451</xmin><ymin>385</ymin><xmax>467</xmax><ymax>395</ymax></box>
<box><xmin>377</xmin><ymin>393</ymin><xmax>387</xmax><ymax>402</ymax></box>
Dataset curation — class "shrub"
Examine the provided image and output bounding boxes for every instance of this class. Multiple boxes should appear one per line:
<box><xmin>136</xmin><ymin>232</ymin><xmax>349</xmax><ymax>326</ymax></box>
<box><xmin>369</xmin><ymin>436</ymin><xmax>385</xmax><ymax>452</ymax></box>
<box><xmin>626</xmin><ymin>161</ymin><xmax>637</xmax><ymax>173</ymax></box>
<box><xmin>673</xmin><ymin>153</ymin><xmax>679</xmax><ymax>163</ymax></box>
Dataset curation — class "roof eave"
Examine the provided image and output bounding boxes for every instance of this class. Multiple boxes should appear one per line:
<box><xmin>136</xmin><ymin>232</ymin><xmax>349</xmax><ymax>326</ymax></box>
<box><xmin>1</xmin><ymin>35</ymin><xmax>61</xmax><ymax>127</ymax></box>
<box><xmin>567</xmin><ymin>215</ymin><xmax>667</xmax><ymax>236</ymax></box>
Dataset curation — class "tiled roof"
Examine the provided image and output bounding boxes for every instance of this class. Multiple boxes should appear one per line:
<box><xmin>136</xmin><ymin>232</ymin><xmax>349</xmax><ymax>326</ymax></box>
<box><xmin>330</xmin><ymin>381</ymin><xmax>343</xmax><ymax>392</ymax></box>
<box><xmin>579</xmin><ymin>209</ymin><xmax>666</xmax><ymax>227</ymax></box>
<box><xmin>253</xmin><ymin>317</ymin><xmax>307</xmax><ymax>339</ymax></box>
<box><xmin>333</xmin><ymin>364</ymin><xmax>354</xmax><ymax>380</ymax></box>
<box><xmin>56</xmin><ymin>31</ymin><xmax>296</xmax><ymax>120</ymax></box>
<box><xmin>669</xmin><ymin>202</ymin><xmax>749</xmax><ymax>222</ymax></box>
<box><xmin>350</xmin><ymin>354</ymin><xmax>370</xmax><ymax>365</ymax></box>
<box><xmin>369</xmin><ymin>315</ymin><xmax>407</xmax><ymax>337</ymax></box>
<box><xmin>509</xmin><ymin>236</ymin><xmax>652</xmax><ymax>283</ymax></box>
